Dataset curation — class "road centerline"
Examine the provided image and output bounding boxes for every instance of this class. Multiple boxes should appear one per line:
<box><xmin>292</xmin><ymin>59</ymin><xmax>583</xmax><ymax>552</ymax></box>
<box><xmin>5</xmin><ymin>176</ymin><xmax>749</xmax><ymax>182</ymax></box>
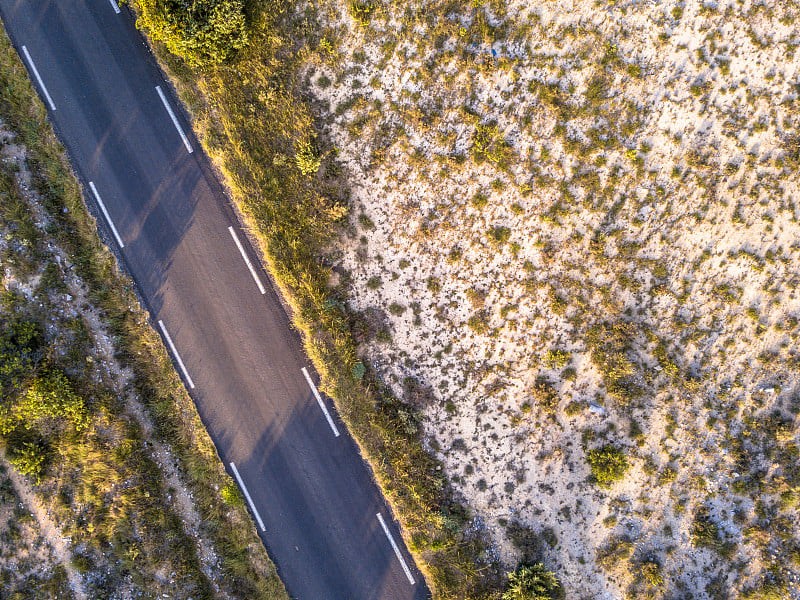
<box><xmin>21</xmin><ymin>45</ymin><xmax>56</xmax><ymax>111</ymax></box>
<box><xmin>228</xmin><ymin>226</ymin><xmax>266</xmax><ymax>294</ymax></box>
<box><xmin>155</xmin><ymin>85</ymin><xmax>193</xmax><ymax>154</ymax></box>
<box><xmin>88</xmin><ymin>182</ymin><xmax>125</xmax><ymax>249</ymax></box>
<box><xmin>377</xmin><ymin>513</ymin><xmax>416</xmax><ymax>585</ymax></box>
<box><xmin>157</xmin><ymin>320</ymin><xmax>195</xmax><ymax>389</ymax></box>
<box><xmin>301</xmin><ymin>367</ymin><xmax>340</xmax><ymax>437</ymax></box>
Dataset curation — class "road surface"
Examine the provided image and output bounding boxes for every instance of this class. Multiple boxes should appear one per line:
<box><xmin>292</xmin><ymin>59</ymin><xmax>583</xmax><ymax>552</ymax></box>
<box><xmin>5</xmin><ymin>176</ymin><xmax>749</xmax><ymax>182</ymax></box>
<box><xmin>0</xmin><ymin>1</ymin><xmax>429</xmax><ymax>599</ymax></box>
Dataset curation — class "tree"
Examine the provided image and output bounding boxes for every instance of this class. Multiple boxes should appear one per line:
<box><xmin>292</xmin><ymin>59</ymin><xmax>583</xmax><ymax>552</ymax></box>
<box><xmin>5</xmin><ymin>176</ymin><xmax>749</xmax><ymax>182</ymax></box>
<box><xmin>503</xmin><ymin>563</ymin><xmax>560</xmax><ymax>600</ymax></box>
<box><xmin>136</xmin><ymin>0</ymin><xmax>249</xmax><ymax>65</ymax></box>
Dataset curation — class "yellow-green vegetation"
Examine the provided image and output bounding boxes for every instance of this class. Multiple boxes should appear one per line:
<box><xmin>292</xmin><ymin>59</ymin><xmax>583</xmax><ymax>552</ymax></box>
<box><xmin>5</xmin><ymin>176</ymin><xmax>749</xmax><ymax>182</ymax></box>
<box><xmin>502</xmin><ymin>563</ymin><xmax>560</xmax><ymax>600</ymax></box>
<box><xmin>135</xmin><ymin>0</ymin><xmax>248</xmax><ymax>64</ymax></box>
<box><xmin>0</xmin><ymin>24</ymin><xmax>287</xmax><ymax>600</ymax></box>
<box><xmin>586</xmin><ymin>446</ymin><xmax>629</xmax><ymax>488</ymax></box>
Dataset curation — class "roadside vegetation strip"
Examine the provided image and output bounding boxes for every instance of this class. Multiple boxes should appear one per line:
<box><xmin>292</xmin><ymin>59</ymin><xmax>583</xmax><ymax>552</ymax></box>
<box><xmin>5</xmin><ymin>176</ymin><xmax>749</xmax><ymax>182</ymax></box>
<box><xmin>127</xmin><ymin>2</ymin><xmax>505</xmax><ymax>598</ymax></box>
<box><xmin>0</xmin><ymin>24</ymin><xmax>289</xmax><ymax>600</ymax></box>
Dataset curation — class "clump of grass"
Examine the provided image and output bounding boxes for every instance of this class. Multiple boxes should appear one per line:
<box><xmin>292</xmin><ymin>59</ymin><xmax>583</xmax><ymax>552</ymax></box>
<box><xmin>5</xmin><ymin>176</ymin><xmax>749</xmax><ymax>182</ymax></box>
<box><xmin>691</xmin><ymin>505</ymin><xmax>736</xmax><ymax>557</ymax></box>
<box><xmin>471</xmin><ymin>191</ymin><xmax>489</xmax><ymax>209</ymax></box>
<box><xmin>488</xmin><ymin>225</ymin><xmax>511</xmax><ymax>245</ymax></box>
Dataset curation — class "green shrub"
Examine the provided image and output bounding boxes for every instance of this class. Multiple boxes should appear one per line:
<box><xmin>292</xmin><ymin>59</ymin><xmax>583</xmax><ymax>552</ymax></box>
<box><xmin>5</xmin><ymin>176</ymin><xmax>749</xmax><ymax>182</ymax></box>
<box><xmin>596</xmin><ymin>535</ymin><xmax>633</xmax><ymax>569</ymax></box>
<box><xmin>530</xmin><ymin>377</ymin><xmax>558</xmax><ymax>415</ymax></box>
<box><xmin>467</xmin><ymin>312</ymin><xmax>489</xmax><ymax>334</ymax></box>
<box><xmin>586</xmin><ymin>321</ymin><xmax>641</xmax><ymax>403</ymax></box>
<box><xmin>543</xmin><ymin>349</ymin><xmax>570</xmax><ymax>369</ymax></box>
<box><xmin>741</xmin><ymin>580</ymin><xmax>789</xmax><ymax>600</ymax></box>
<box><xmin>472</xmin><ymin>123</ymin><xmax>514</xmax><ymax>167</ymax></box>
<box><xmin>358</xmin><ymin>214</ymin><xmax>375</xmax><ymax>230</ymax></box>
<box><xmin>503</xmin><ymin>563</ymin><xmax>560</xmax><ymax>600</ymax></box>
<box><xmin>19</xmin><ymin>370</ymin><xmax>90</xmax><ymax>432</ymax></box>
<box><xmin>220</xmin><ymin>482</ymin><xmax>245</xmax><ymax>507</ymax></box>
<box><xmin>294</xmin><ymin>141</ymin><xmax>321</xmax><ymax>176</ymax></box>
<box><xmin>348</xmin><ymin>0</ymin><xmax>375</xmax><ymax>25</ymax></box>
<box><xmin>488</xmin><ymin>225</ymin><xmax>511</xmax><ymax>245</ymax></box>
<box><xmin>0</xmin><ymin>319</ymin><xmax>41</xmax><ymax>396</ymax></box>
<box><xmin>587</xmin><ymin>445</ymin><xmax>629</xmax><ymax>487</ymax></box>
<box><xmin>471</xmin><ymin>192</ymin><xmax>488</xmax><ymax>209</ymax></box>
<box><xmin>8</xmin><ymin>440</ymin><xmax>47</xmax><ymax>484</ymax></box>
<box><xmin>136</xmin><ymin>0</ymin><xmax>249</xmax><ymax>64</ymax></box>
<box><xmin>638</xmin><ymin>557</ymin><xmax>663</xmax><ymax>587</ymax></box>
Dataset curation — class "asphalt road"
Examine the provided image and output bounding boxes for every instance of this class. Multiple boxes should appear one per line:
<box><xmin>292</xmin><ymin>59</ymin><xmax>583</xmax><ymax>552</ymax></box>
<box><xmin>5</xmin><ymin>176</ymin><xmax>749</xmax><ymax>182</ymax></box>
<box><xmin>0</xmin><ymin>2</ymin><xmax>429</xmax><ymax>599</ymax></box>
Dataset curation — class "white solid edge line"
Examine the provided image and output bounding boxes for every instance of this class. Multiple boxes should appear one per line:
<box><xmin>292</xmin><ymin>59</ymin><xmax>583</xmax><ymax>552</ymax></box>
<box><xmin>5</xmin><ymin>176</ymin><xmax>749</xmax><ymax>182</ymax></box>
<box><xmin>301</xmin><ymin>367</ymin><xmax>340</xmax><ymax>437</ymax></box>
<box><xmin>228</xmin><ymin>226</ymin><xmax>266</xmax><ymax>294</ymax></box>
<box><xmin>107</xmin><ymin>0</ymin><xmax>121</xmax><ymax>13</ymax></box>
<box><xmin>377</xmin><ymin>513</ymin><xmax>415</xmax><ymax>585</ymax></box>
<box><xmin>155</xmin><ymin>85</ymin><xmax>193</xmax><ymax>154</ymax></box>
<box><xmin>21</xmin><ymin>46</ymin><xmax>56</xmax><ymax>111</ymax></box>
<box><xmin>88</xmin><ymin>182</ymin><xmax>125</xmax><ymax>249</ymax></box>
<box><xmin>230</xmin><ymin>462</ymin><xmax>266</xmax><ymax>532</ymax></box>
<box><xmin>157</xmin><ymin>320</ymin><xmax>195</xmax><ymax>389</ymax></box>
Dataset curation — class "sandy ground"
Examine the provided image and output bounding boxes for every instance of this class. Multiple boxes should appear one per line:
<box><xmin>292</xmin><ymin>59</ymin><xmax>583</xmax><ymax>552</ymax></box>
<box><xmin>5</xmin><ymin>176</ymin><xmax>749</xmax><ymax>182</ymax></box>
<box><xmin>301</xmin><ymin>0</ymin><xmax>800</xmax><ymax>596</ymax></box>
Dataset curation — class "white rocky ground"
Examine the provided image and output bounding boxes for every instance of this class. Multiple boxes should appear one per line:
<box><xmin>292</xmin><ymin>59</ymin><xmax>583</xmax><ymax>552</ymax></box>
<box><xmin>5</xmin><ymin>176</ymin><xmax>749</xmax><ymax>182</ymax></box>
<box><xmin>302</xmin><ymin>0</ymin><xmax>800</xmax><ymax>597</ymax></box>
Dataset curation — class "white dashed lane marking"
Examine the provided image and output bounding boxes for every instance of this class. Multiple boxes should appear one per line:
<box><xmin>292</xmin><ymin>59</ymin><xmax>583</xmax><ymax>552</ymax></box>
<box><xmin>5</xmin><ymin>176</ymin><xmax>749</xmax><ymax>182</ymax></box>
<box><xmin>88</xmin><ymin>182</ymin><xmax>125</xmax><ymax>249</ymax></box>
<box><xmin>377</xmin><ymin>513</ymin><xmax>415</xmax><ymax>585</ymax></box>
<box><xmin>228</xmin><ymin>226</ymin><xmax>266</xmax><ymax>294</ymax></box>
<box><xmin>230</xmin><ymin>462</ymin><xmax>266</xmax><ymax>532</ymax></box>
<box><xmin>157</xmin><ymin>320</ymin><xmax>195</xmax><ymax>389</ymax></box>
<box><xmin>21</xmin><ymin>46</ymin><xmax>56</xmax><ymax>111</ymax></box>
<box><xmin>301</xmin><ymin>367</ymin><xmax>340</xmax><ymax>437</ymax></box>
<box><xmin>156</xmin><ymin>85</ymin><xmax>193</xmax><ymax>153</ymax></box>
